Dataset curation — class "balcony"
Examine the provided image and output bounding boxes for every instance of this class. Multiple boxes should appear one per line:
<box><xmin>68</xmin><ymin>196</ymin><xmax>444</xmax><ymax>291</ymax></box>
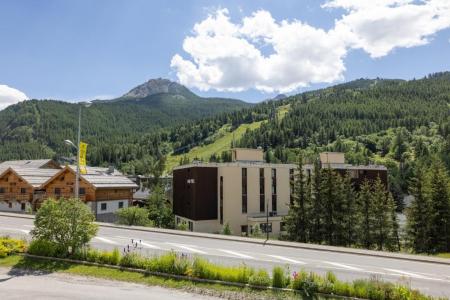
<box><xmin>0</xmin><ymin>193</ymin><xmax>32</xmax><ymax>202</ymax></box>
<box><xmin>42</xmin><ymin>194</ymin><xmax>87</xmax><ymax>202</ymax></box>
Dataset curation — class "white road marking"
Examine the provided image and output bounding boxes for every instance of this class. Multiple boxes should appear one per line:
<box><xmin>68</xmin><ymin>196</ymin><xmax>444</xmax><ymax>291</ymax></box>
<box><xmin>20</xmin><ymin>229</ymin><xmax>30</xmax><ymax>234</ymax></box>
<box><xmin>166</xmin><ymin>243</ymin><xmax>207</xmax><ymax>254</ymax></box>
<box><xmin>219</xmin><ymin>249</ymin><xmax>254</xmax><ymax>259</ymax></box>
<box><xmin>94</xmin><ymin>237</ymin><xmax>118</xmax><ymax>245</ymax></box>
<box><xmin>23</xmin><ymin>225</ymin><xmax>34</xmax><ymax>228</ymax></box>
<box><xmin>140</xmin><ymin>241</ymin><xmax>161</xmax><ymax>249</ymax></box>
<box><xmin>384</xmin><ymin>268</ymin><xmax>429</xmax><ymax>279</ymax></box>
<box><xmin>0</xmin><ymin>227</ymin><xmax>30</xmax><ymax>234</ymax></box>
<box><xmin>267</xmin><ymin>255</ymin><xmax>306</xmax><ymax>265</ymax></box>
<box><xmin>324</xmin><ymin>261</ymin><xmax>363</xmax><ymax>271</ymax></box>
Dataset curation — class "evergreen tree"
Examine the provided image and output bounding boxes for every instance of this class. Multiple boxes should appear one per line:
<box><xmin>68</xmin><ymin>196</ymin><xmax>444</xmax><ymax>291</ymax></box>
<box><xmin>310</xmin><ymin>159</ymin><xmax>323</xmax><ymax>243</ymax></box>
<box><xmin>147</xmin><ymin>184</ymin><xmax>174</xmax><ymax>229</ymax></box>
<box><xmin>321</xmin><ymin>167</ymin><xmax>338</xmax><ymax>245</ymax></box>
<box><xmin>406</xmin><ymin>167</ymin><xmax>431</xmax><ymax>253</ymax></box>
<box><xmin>340</xmin><ymin>173</ymin><xmax>358</xmax><ymax>247</ymax></box>
<box><xmin>387</xmin><ymin>192</ymin><xmax>401</xmax><ymax>251</ymax></box>
<box><xmin>428</xmin><ymin>159</ymin><xmax>450</xmax><ymax>253</ymax></box>
<box><xmin>358</xmin><ymin>181</ymin><xmax>374</xmax><ymax>248</ymax></box>
<box><xmin>371</xmin><ymin>177</ymin><xmax>391</xmax><ymax>250</ymax></box>
<box><xmin>285</xmin><ymin>153</ymin><xmax>310</xmax><ymax>242</ymax></box>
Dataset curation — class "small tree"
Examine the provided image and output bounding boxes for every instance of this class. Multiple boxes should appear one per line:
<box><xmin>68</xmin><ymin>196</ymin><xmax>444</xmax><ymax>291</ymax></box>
<box><xmin>250</xmin><ymin>224</ymin><xmax>263</xmax><ymax>238</ymax></box>
<box><xmin>147</xmin><ymin>184</ymin><xmax>174</xmax><ymax>228</ymax></box>
<box><xmin>221</xmin><ymin>222</ymin><xmax>232</xmax><ymax>235</ymax></box>
<box><xmin>31</xmin><ymin>198</ymin><xmax>98</xmax><ymax>255</ymax></box>
<box><xmin>116</xmin><ymin>206</ymin><xmax>151</xmax><ymax>226</ymax></box>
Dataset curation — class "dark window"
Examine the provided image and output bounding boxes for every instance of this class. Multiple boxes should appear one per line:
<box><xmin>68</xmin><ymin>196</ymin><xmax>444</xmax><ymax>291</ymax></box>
<box><xmin>271</xmin><ymin>168</ymin><xmax>277</xmax><ymax>212</ymax></box>
<box><xmin>79</xmin><ymin>188</ymin><xmax>86</xmax><ymax>195</ymax></box>
<box><xmin>220</xmin><ymin>176</ymin><xmax>224</xmax><ymax>225</ymax></box>
<box><xmin>21</xmin><ymin>203</ymin><xmax>26</xmax><ymax>210</ymax></box>
<box><xmin>272</xmin><ymin>194</ymin><xmax>277</xmax><ymax>212</ymax></box>
<box><xmin>54</xmin><ymin>188</ymin><xmax>61</xmax><ymax>195</ymax></box>
<box><xmin>188</xmin><ymin>221</ymin><xmax>193</xmax><ymax>231</ymax></box>
<box><xmin>242</xmin><ymin>168</ymin><xmax>247</xmax><ymax>214</ymax></box>
<box><xmin>241</xmin><ymin>225</ymin><xmax>248</xmax><ymax>236</ymax></box>
<box><xmin>259</xmin><ymin>168</ymin><xmax>265</xmax><ymax>212</ymax></box>
<box><xmin>0</xmin><ymin>188</ymin><xmax>4</xmax><ymax>194</ymax></box>
<box><xmin>101</xmin><ymin>203</ymin><xmax>107</xmax><ymax>211</ymax></box>
<box><xmin>8</xmin><ymin>202</ymin><xmax>12</xmax><ymax>208</ymax></box>
<box><xmin>21</xmin><ymin>188</ymin><xmax>27</xmax><ymax>194</ymax></box>
<box><xmin>261</xmin><ymin>223</ymin><xmax>272</xmax><ymax>233</ymax></box>
<box><xmin>289</xmin><ymin>169</ymin><xmax>294</xmax><ymax>205</ymax></box>
<box><xmin>118</xmin><ymin>201</ymin><xmax>124</xmax><ymax>209</ymax></box>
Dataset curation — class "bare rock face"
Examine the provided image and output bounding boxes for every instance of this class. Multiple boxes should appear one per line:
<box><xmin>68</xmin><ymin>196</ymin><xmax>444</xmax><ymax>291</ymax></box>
<box><xmin>122</xmin><ymin>78</ymin><xmax>194</xmax><ymax>99</ymax></box>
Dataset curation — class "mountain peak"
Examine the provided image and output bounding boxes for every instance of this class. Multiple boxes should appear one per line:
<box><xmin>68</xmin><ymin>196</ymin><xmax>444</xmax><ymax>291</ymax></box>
<box><xmin>122</xmin><ymin>78</ymin><xmax>195</xmax><ymax>99</ymax></box>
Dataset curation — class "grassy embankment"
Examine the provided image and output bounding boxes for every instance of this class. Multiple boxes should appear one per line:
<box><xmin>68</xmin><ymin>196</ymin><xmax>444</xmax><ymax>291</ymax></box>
<box><xmin>165</xmin><ymin>104</ymin><xmax>290</xmax><ymax>172</ymax></box>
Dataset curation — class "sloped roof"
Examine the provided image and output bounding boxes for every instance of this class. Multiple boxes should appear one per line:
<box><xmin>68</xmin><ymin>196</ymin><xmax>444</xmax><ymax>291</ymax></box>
<box><xmin>0</xmin><ymin>159</ymin><xmax>58</xmax><ymax>170</ymax></box>
<box><xmin>0</xmin><ymin>167</ymin><xmax>60</xmax><ymax>188</ymax></box>
<box><xmin>68</xmin><ymin>165</ymin><xmax>123</xmax><ymax>176</ymax></box>
<box><xmin>81</xmin><ymin>174</ymin><xmax>138</xmax><ymax>189</ymax></box>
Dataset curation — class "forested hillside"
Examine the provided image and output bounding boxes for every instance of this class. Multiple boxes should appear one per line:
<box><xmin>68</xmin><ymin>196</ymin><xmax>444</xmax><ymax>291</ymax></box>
<box><xmin>0</xmin><ymin>79</ymin><xmax>249</xmax><ymax>161</ymax></box>
<box><xmin>1</xmin><ymin>73</ymin><xmax>449</xmax><ymax>207</ymax></box>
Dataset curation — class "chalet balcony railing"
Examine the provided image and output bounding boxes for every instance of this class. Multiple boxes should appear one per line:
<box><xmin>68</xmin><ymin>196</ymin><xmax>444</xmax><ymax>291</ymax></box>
<box><xmin>42</xmin><ymin>194</ymin><xmax>87</xmax><ymax>201</ymax></box>
<box><xmin>0</xmin><ymin>193</ymin><xmax>32</xmax><ymax>202</ymax></box>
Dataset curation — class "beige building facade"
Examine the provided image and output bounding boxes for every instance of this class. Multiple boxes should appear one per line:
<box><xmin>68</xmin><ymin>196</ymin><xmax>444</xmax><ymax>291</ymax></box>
<box><xmin>173</xmin><ymin>149</ymin><xmax>298</xmax><ymax>236</ymax></box>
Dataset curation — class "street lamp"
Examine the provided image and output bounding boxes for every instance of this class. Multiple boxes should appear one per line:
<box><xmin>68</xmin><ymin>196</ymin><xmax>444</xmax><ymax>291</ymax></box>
<box><xmin>64</xmin><ymin>102</ymin><xmax>91</xmax><ymax>199</ymax></box>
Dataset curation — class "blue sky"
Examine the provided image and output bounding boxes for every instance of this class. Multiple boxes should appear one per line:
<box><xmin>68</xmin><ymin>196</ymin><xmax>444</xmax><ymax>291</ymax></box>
<box><xmin>0</xmin><ymin>0</ymin><xmax>449</xmax><ymax>106</ymax></box>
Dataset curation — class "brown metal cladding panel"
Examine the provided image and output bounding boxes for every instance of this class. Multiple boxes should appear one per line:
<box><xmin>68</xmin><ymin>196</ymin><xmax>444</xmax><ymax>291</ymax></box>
<box><xmin>173</xmin><ymin>167</ymin><xmax>217</xmax><ymax>221</ymax></box>
<box><xmin>335</xmin><ymin>169</ymin><xmax>388</xmax><ymax>191</ymax></box>
<box><xmin>192</xmin><ymin>167</ymin><xmax>218</xmax><ymax>220</ymax></box>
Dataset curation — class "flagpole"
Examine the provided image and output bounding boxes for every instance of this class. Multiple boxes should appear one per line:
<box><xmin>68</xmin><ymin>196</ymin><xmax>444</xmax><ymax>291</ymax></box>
<box><xmin>75</xmin><ymin>105</ymin><xmax>81</xmax><ymax>199</ymax></box>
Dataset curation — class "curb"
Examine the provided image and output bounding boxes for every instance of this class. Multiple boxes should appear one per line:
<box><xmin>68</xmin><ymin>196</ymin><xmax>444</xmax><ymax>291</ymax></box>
<box><xmin>1</xmin><ymin>212</ymin><xmax>449</xmax><ymax>266</ymax></box>
<box><xmin>18</xmin><ymin>253</ymin><xmax>361</xmax><ymax>300</ymax></box>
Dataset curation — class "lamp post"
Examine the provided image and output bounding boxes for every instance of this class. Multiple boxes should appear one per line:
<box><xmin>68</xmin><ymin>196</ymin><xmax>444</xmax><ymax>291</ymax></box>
<box><xmin>64</xmin><ymin>102</ymin><xmax>91</xmax><ymax>199</ymax></box>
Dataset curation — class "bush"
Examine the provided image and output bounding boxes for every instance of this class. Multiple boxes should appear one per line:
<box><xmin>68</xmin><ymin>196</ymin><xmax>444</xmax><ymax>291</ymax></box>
<box><xmin>0</xmin><ymin>237</ymin><xmax>27</xmax><ymax>256</ymax></box>
<box><xmin>272</xmin><ymin>266</ymin><xmax>289</xmax><ymax>288</ymax></box>
<box><xmin>191</xmin><ymin>257</ymin><xmax>254</xmax><ymax>284</ymax></box>
<box><xmin>31</xmin><ymin>198</ymin><xmax>98</xmax><ymax>256</ymax></box>
<box><xmin>248</xmin><ymin>269</ymin><xmax>271</xmax><ymax>287</ymax></box>
<box><xmin>0</xmin><ymin>244</ymin><xmax>8</xmax><ymax>258</ymax></box>
<box><xmin>221</xmin><ymin>222</ymin><xmax>232</xmax><ymax>235</ymax></box>
<box><xmin>116</xmin><ymin>207</ymin><xmax>151</xmax><ymax>226</ymax></box>
<box><xmin>120</xmin><ymin>252</ymin><xmax>147</xmax><ymax>269</ymax></box>
<box><xmin>28</xmin><ymin>239</ymin><xmax>59</xmax><ymax>257</ymax></box>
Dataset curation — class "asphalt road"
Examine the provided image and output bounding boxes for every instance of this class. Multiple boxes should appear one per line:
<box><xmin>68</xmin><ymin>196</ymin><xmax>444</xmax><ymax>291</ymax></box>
<box><xmin>1</xmin><ymin>215</ymin><xmax>449</xmax><ymax>297</ymax></box>
<box><xmin>0</xmin><ymin>267</ymin><xmax>219</xmax><ymax>300</ymax></box>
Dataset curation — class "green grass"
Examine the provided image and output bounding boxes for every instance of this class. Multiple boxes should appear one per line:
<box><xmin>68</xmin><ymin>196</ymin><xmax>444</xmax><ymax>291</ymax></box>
<box><xmin>166</xmin><ymin>121</ymin><xmax>263</xmax><ymax>171</ymax></box>
<box><xmin>165</xmin><ymin>104</ymin><xmax>291</xmax><ymax>172</ymax></box>
<box><xmin>0</xmin><ymin>255</ymin><xmax>306</xmax><ymax>300</ymax></box>
<box><xmin>436</xmin><ymin>253</ymin><xmax>450</xmax><ymax>259</ymax></box>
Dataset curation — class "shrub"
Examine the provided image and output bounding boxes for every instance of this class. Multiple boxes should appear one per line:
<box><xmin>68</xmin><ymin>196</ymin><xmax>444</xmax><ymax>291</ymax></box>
<box><xmin>120</xmin><ymin>252</ymin><xmax>147</xmax><ymax>268</ymax></box>
<box><xmin>272</xmin><ymin>266</ymin><xmax>289</xmax><ymax>288</ymax></box>
<box><xmin>0</xmin><ymin>244</ymin><xmax>9</xmax><ymax>258</ymax></box>
<box><xmin>28</xmin><ymin>239</ymin><xmax>59</xmax><ymax>257</ymax></box>
<box><xmin>291</xmin><ymin>270</ymin><xmax>319</xmax><ymax>296</ymax></box>
<box><xmin>248</xmin><ymin>269</ymin><xmax>271</xmax><ymax>287</ymax></box>
<box><xmin>31</xmin><ymin>198</ymin><xmax>98</xmax><ymax>256</ymax></box>
<box><xmin>86</xmin><ymin>248</ymin><xmax>100</xmax><ymax>263</ymax></box>
<box><xmin>116</xmin><ymin>207</ymin><xmax>150</xmax><ymax>226</ymax></box>
<box><xmin>221</xmin><ymin>222</ymin><xmax>232</xmax><ymax>235</ymax></box>
<box><xmin>0</xmin><ymin>237</ymin><xmax>27</xmax><ymax>255</ymax></box>
<box><xmin>191</xmin><ymin>257</ymin><xmax>253</xmax><ymax>284</ymax></box>
<box><xmin>110</xmin><ymin>248</ymin><xmax>121</xmax><ymax>265</ymax></box>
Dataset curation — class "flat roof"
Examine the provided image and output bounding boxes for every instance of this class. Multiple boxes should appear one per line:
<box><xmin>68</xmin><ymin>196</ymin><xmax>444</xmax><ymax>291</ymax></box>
<box><xmin>174</xmin><ymin>161</ymin><xmax>299</xmax><ymax>170</ymax></box>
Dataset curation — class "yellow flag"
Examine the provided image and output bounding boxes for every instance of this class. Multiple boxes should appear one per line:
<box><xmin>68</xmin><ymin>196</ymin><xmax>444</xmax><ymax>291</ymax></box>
<box><xmin>79</xmin><ymin>142</ymin><xmax>88</xmax><ymax>175</ymax></box>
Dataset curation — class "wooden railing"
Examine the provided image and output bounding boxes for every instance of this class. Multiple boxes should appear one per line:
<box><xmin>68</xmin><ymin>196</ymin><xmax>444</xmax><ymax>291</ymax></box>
<box><xmin>43</xmin><ymin>194</ymin><xmax>87</xmax><ymax>201</ymax></box>
<box><xmin>0</xmin><ymin>193</ymin><xmax>32</xmax><ymax>201</ymax></box>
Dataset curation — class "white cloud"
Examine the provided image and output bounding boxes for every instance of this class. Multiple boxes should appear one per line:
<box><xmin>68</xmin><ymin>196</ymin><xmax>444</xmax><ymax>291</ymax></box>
<box><xmin>327</xmin><ymin>0</ymin><xmax>450</xmax><ymax>58</ymax></box>
<box><xmin>171</xmin><ymin>9</ymin><xmax>346</xmax><ymax>93</ymax></box>
<box><xmin>0</xmin><ymin>85</ymin><xmax>28</xmax><ymax>110</ymax></box>
<box><xmin>172</xmin><ymin>2</ymin><xmax>450</xmax><ymax>93</ymax></box>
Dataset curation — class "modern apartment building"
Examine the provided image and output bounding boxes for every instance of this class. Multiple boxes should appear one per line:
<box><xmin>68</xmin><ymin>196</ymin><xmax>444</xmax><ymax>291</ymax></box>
<box><xmin>0</xmin><ymin>159</ymin><xmax>138</xmax><ymax>222</ymax></box>
<box><xmin>173</xmin><ymin>149</ymin><xmax>388</xmax><ymax>237</ymax></box>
